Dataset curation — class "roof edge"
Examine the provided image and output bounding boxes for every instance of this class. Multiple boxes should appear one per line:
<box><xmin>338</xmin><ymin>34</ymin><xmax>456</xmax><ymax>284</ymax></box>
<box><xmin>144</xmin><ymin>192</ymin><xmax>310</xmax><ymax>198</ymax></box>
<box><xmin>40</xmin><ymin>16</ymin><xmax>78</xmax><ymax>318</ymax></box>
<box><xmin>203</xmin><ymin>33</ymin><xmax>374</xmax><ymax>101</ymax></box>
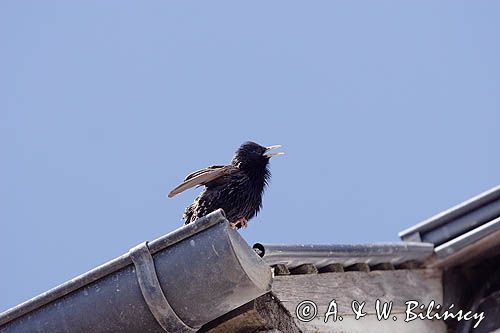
<box><xmin>399</xmin><ymin>185</ymin><xmax>500</xmax><ymax>239</ymax></box>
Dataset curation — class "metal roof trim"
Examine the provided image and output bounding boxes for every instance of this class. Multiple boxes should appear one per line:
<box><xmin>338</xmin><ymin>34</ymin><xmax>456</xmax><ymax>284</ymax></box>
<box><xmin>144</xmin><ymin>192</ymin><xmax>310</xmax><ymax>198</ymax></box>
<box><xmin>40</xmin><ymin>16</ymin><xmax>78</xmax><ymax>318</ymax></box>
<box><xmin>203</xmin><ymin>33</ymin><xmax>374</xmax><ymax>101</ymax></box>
<box><xmin>253</xmin><ymin>242</ymin><xmax>434</xmax><ymax>269</ymax></box>
<box><xmin>434</xmin><ymin>216</ymin><xmax>500</xmax><ymax>259</ymax></box>
<box><xmin>399</xmin><ymin>185</ymin><xmax>500</xmax><ymax>240</ymax></box>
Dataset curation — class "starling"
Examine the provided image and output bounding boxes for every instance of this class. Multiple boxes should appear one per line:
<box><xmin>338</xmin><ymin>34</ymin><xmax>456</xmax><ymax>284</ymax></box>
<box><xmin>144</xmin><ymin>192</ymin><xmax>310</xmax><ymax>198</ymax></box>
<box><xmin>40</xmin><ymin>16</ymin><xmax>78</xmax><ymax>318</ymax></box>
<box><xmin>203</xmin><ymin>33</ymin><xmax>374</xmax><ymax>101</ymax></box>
<box><xmin>168</xmin><ymin>142</ymin><xmax>283</xmax><ymax>229</ymax></box>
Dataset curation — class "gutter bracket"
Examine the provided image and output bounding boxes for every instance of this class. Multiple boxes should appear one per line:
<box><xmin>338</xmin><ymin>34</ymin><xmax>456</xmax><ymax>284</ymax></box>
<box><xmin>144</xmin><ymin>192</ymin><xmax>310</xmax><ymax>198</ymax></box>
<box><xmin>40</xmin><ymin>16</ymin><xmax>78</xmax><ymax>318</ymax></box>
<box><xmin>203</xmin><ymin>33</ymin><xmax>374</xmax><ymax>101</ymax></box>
<box><xmin>129</xmin><ymin>242</ymin><xmax>197</xmax><ymax>333</ymax></box>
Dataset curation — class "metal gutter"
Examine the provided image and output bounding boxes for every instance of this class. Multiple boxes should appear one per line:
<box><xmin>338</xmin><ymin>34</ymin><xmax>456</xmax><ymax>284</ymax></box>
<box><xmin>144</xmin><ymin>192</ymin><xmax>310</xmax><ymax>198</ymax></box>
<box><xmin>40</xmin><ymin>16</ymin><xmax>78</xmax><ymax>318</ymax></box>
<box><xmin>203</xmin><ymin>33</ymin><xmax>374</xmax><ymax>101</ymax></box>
<box><xmin>0</xmin><ymin>209</ymin><xmax>272</xmax><ymax>333</ymax></box>
<box><xmin>253</xmin><ymin>242</ymin><xmax>434</xmax><ymax>269</ymax></box>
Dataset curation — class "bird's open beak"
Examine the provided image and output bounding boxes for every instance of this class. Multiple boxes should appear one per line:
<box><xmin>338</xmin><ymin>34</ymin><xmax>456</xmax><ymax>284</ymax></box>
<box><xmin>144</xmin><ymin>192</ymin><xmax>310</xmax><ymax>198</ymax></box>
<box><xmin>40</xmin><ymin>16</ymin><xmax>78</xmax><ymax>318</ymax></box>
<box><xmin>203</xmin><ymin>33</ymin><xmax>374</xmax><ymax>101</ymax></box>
<box><xmin>264</xmin><ymin>145</ymin><xmax>284</xmax><ymax>157</ymax></box>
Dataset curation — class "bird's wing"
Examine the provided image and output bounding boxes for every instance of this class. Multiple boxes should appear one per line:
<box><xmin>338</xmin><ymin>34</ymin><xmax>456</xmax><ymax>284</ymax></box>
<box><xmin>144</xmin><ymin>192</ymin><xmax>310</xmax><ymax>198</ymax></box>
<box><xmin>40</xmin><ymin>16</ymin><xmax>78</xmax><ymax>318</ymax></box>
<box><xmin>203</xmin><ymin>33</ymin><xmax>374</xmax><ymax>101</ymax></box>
<box><xmin>167</xmin><ymin>165</ymin><xmax>233</xmax><ymax>198</ymax></box>
<box><xmin>184</xmin><ymin>165</ymin><xmax>226</xmax><ymax>181</ymax></box>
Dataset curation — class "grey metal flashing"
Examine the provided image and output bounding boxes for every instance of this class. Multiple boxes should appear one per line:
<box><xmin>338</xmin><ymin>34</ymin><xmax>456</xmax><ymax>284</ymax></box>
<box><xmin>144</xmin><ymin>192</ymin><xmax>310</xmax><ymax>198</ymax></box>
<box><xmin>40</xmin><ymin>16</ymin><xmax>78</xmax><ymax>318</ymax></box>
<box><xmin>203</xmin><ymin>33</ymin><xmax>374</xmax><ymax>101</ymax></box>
<box><xmin>434</xmin><ymin>216</ymin><xmax>500</xmax><ymax>259</ymax></box>
<box><xmin>398</xmin><ymin>185</ymin><xmax>500</xmax><ymax>265</ymax></box>
<box><xmin>129</xmin><ymin>242</ymin><xmax>196</xmax><ymax>333</ymax></box>
<box><xmin>0</xmin><ymin>209</ymin><xmax>273</xmax><ymax>332</ymax></box>
<box><xmin>399</xmin><ymin>185</ymin><xmax>500</xmax><ymax>245</ymax></box>
<box><xmin>253</xmin><ymin>242</ymin><xmax>434</xmax><ymax>269</ymax></box>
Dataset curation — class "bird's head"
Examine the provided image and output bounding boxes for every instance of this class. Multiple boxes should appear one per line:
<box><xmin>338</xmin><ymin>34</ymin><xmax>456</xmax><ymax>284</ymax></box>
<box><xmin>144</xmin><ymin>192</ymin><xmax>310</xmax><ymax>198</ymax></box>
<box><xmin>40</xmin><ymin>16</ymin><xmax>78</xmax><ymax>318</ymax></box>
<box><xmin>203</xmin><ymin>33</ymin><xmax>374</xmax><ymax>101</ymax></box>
<box><xmin>231</xmin><ymin>141</ymin><xmax>284</xmax><ymax>173</ymax></box>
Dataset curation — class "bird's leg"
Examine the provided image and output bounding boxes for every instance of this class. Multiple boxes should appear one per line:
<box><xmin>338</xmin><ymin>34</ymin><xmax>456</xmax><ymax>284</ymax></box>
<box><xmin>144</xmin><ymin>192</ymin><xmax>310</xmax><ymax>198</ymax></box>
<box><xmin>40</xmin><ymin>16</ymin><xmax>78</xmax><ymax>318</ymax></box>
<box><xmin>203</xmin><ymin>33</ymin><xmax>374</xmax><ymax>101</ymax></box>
<box><xmin>239</xmin><ymin>217</ymin><xmax>248</xmax><ymax>228</ymax></box>
<box><xmin>230</xmin><ymin>217</ymin><xmax>248</xmax><ymax>229</ymax></box>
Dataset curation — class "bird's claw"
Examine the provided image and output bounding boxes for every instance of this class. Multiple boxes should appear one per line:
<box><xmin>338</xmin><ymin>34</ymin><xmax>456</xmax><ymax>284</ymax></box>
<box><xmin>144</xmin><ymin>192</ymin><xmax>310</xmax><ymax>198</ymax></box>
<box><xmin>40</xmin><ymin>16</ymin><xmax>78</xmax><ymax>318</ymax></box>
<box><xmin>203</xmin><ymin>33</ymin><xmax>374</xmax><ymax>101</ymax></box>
<box><xmin>230</xmin><ymin>217</ymin><xmax>248</xmax><ymax>229</ymax></box>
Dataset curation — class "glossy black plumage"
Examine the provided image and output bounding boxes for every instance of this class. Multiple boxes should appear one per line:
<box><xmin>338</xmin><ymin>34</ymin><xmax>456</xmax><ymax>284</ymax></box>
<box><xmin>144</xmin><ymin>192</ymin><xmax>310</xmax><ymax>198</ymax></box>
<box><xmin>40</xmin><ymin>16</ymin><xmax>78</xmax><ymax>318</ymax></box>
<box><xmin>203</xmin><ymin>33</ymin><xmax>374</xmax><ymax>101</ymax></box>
<box><xmin>168</xmin><ymin>142</ymin><xmax>282</xmax><ymax>229</ymax></box>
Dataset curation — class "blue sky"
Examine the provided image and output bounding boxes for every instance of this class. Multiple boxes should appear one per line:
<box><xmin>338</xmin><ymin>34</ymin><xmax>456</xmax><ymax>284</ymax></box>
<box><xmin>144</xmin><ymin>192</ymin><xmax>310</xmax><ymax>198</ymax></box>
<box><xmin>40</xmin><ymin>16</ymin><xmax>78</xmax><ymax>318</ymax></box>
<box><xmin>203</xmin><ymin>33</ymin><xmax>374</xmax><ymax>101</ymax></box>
<box><xmin>1</xmin><ymin>1</ymin><xmax>499</xmax><ymax>312</ymax></box>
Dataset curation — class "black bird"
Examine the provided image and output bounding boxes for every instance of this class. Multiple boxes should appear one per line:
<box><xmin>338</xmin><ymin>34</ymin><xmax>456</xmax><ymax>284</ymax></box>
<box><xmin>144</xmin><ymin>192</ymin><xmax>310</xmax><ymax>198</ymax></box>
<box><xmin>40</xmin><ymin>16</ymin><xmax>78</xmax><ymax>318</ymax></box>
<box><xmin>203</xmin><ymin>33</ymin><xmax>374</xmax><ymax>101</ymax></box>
<box><xmin>168</xmin><ymin>142</ymin><xmax>283</xmax><ymax>229</ymax></box>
